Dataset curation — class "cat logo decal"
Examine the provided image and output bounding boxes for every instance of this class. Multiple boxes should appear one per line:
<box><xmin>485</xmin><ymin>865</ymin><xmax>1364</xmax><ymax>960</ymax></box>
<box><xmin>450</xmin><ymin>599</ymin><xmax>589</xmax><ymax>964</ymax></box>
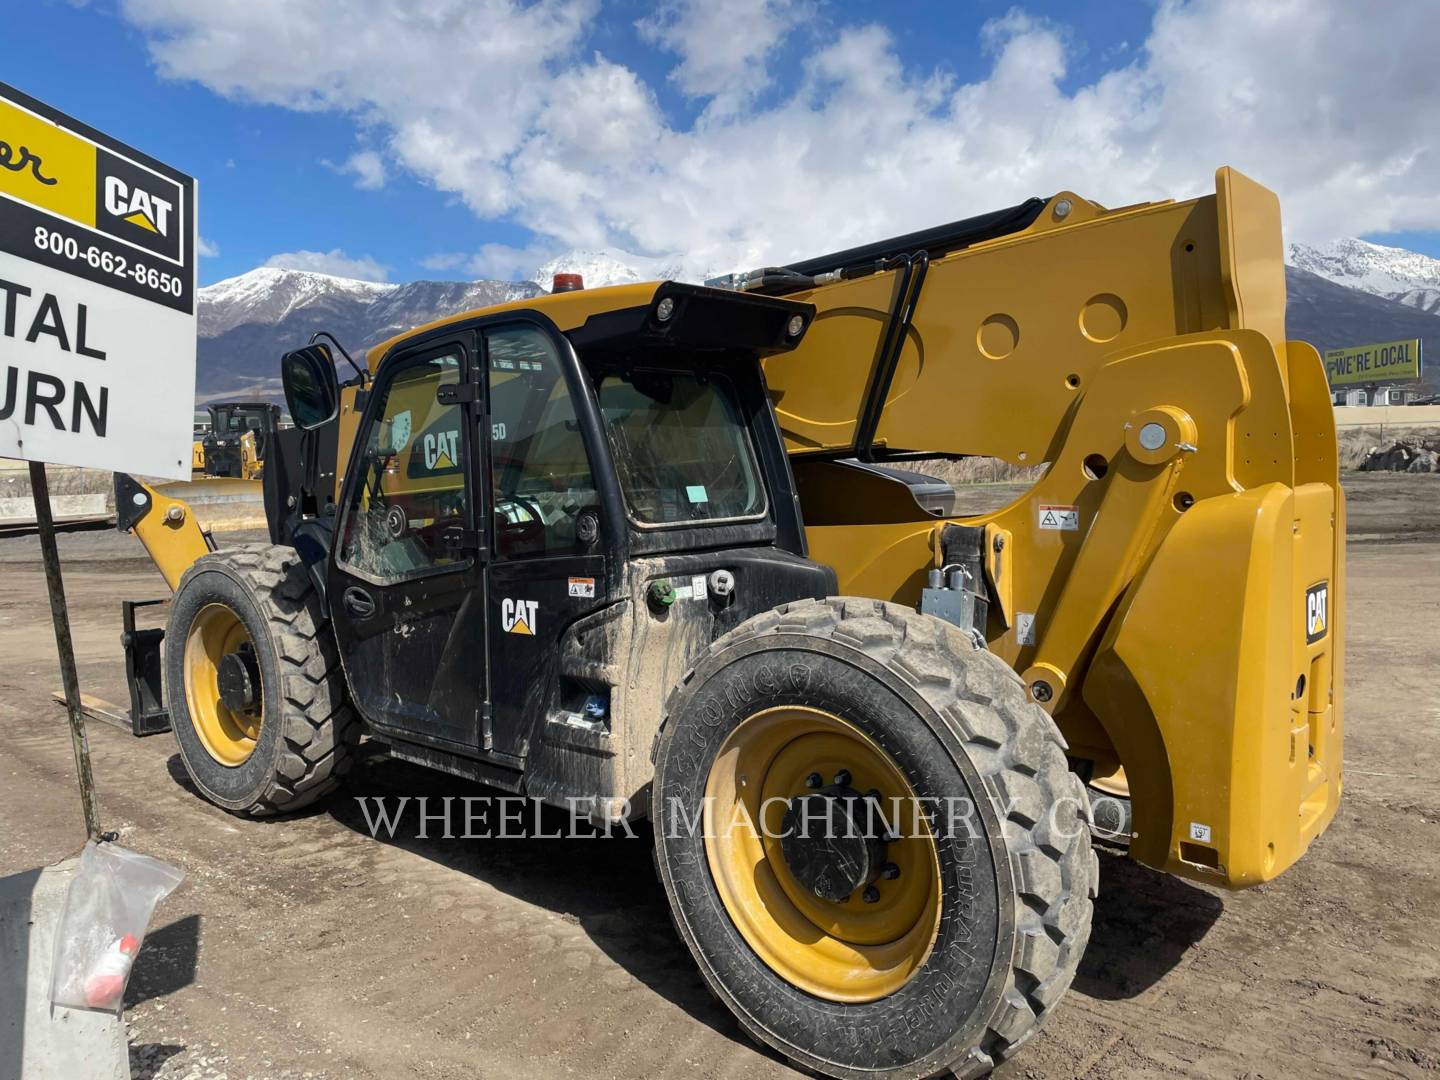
<box><xmin>501</xmin><ymin>598</ymin><xmax>538</xmax><ymax>636</ymax></box>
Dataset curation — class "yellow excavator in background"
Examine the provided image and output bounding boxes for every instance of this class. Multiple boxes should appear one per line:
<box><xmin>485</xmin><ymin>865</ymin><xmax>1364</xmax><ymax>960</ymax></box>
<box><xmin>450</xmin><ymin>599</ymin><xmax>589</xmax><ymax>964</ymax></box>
<box><xmin>116</xmin><ymin>166</ymin><xmax>1341</xmax><ymax>1079</ymax></box>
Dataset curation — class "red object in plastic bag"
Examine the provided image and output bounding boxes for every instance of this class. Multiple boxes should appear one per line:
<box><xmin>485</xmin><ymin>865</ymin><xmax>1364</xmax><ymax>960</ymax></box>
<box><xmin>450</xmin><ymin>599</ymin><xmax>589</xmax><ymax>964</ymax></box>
<box><xmin>83</xmin><ymin>933</ymin><xmax>141</xmax><ymax>1009</ymax></box>
<box><xmin>51</xmin><ymin>841</ymin><xmax>184</xmax><ymax>1014</ymax></box>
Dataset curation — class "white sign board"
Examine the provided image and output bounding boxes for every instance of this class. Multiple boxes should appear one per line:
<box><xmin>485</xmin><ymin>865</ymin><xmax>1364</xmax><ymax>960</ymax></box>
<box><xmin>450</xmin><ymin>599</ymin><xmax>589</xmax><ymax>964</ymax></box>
<box><xmin>0</xmin><ymin>82</ymin><xmax>196</xmax><ymax>480</ymax></box>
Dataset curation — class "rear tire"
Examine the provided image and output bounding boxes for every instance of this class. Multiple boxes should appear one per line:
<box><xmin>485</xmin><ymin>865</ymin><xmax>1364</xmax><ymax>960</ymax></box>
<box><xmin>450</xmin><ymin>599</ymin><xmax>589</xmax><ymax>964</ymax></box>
<box><xmin>165</xmin><ymin>543</ymin><xmax>356</xmax><ymax>816</ymax></box>
<box><xmin>652</xmin><ymin>598</ymin><xmax>1096</xmax><ymax>1079</ymax></box>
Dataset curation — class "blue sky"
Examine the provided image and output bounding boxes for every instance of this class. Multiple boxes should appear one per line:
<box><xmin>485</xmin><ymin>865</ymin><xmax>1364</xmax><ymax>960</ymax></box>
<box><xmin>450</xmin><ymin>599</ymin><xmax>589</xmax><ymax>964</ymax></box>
<box><xmin>6</xmin><ymin>1</ymin><xmax>524</xmax><ymax>284</ymax></box>
<box><xmin>5</xmin><ymin>0</ymin><xmax>1437</xmax><ymax>287</ymax></box>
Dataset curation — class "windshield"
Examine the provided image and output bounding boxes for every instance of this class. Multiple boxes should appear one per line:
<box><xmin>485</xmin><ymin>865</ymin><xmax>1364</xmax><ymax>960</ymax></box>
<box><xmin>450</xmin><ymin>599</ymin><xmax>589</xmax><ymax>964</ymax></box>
<box><xmin>211</xmin><ymin>406</ymin><xmax>266</xmax><ymax>434</ymax></box>
<box><xmin>597</xmin><ymin>370</ymin><xmax>766</xmax><ymax>527</ymax></box>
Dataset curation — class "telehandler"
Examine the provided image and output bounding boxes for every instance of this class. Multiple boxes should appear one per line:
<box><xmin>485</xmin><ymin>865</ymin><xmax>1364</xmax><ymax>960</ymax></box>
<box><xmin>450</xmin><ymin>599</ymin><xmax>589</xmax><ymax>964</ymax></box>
<box><xmin>116</xmin><ymin>167</ymin><xmax>1342</xmax><ymax>1079</ymax></box>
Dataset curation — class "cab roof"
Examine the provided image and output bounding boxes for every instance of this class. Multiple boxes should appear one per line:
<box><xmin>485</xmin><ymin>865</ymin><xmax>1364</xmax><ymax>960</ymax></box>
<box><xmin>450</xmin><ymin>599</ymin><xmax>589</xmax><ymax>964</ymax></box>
<box><xmin>365</xmin><ymin>281</ymin><xmax>664</xmax><ymax>371</ymax></box>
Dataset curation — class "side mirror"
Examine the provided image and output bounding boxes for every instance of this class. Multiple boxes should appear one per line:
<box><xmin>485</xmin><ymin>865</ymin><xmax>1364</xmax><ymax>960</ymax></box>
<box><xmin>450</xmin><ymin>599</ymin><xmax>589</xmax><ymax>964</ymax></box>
<box><xmin>281</xmin><ymin>344</ymin><xmax>340</xmax><ymax>431</ymax></box>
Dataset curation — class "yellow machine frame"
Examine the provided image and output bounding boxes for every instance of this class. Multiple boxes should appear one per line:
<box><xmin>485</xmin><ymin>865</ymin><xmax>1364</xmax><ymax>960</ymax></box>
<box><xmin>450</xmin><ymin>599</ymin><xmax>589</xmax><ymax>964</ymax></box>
<box><xmin>771</xmin><ymin>168</ymin><xmax>1342</xmax><ymax>887</ymax></box>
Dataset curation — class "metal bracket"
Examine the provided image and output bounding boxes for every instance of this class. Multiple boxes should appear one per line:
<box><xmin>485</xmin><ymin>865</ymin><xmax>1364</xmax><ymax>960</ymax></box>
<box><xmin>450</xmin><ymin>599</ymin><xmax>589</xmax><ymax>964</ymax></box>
<box><xmin>121</xmin><ymin>599</ymin><xmax>171</xmax><ymax>736</ymax></box>
<box><xmin>919</xmin><ymin>524</ymin><xmax>993</xmax><ymax>638</ymax></box>
<box><xmin>436</xmin><ymin>383</ymin><xmax>480</xmax><ymax>405</ymax></box>
<box><xmin>440</xmin><ymin>524</ymin><xmax>482</xmax><ymax>555</ymax></box>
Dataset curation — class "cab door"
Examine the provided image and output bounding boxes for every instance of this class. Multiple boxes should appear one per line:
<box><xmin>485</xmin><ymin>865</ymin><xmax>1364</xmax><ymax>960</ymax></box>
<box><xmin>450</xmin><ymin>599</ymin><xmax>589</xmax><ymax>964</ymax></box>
<box><xmin>328</xmin><ymin>337</ymin><xmax>488</xmax><ymax>751</ymax></box>
<box><xmin>482</xmin><ymin>322</ymin><xmax>611</xmax><ymax>759</ymax></box>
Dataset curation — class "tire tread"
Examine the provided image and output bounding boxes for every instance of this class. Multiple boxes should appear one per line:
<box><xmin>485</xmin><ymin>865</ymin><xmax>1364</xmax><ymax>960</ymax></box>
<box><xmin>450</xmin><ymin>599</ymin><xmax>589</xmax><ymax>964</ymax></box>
<box><xmin>175</xmin><ymin>543</ymin><xmax>357</xmax><ymax>816</ymax></box>
<box><xmin>660</xmin><ymin>596</ymin><xmax>1095</xmax><ymax>1079</ymax></box>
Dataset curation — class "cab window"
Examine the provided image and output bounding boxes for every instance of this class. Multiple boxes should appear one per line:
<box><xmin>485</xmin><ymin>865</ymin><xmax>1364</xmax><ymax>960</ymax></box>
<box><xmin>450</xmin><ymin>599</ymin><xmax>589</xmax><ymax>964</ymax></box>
<box><xmin>337</xmin><ymin>351</ymin><xmax>469</xmax><ymax>581</ymax></box>
<box><xmin>486</xmin><ymin>325</ymin><xmax>598</xmax><ymax>558</ymax></box>
<box><xmin>596</xmin><ymin>369</ymin><xmax>766</xmax><ymax>527</ymax></box>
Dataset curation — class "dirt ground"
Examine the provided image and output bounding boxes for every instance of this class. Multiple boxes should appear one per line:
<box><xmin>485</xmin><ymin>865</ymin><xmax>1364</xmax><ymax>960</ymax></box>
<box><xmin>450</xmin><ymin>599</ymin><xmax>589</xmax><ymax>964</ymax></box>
<box><xmin>0</xmin><ymin>472</ymin><xmax>1437</xmax><ymax>1080</ymax></box>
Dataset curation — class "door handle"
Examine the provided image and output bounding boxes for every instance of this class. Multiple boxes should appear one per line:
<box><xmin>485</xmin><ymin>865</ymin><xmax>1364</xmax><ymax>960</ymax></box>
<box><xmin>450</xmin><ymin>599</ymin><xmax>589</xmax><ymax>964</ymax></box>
<box><xmin>342</xmin><ymin>586</ymin><xmax>377</xmax><ymax>619</ymax></box>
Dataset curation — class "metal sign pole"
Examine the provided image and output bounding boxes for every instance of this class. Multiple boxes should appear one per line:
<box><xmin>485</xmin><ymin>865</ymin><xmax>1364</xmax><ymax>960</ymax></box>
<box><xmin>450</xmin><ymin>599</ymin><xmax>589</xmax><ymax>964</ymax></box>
<box><xmin>28</xmin><ymin>461</ymin><xmax>102</xmax><ymax>840</ymax></box>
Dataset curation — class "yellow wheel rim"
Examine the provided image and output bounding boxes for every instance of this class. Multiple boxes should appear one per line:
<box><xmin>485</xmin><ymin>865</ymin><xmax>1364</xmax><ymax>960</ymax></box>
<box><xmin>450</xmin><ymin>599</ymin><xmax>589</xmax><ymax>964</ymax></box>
<box><xmin>703</xmin><ymin>706</ymin><xmax>941</xmax><ymax>1003</ymax></box>
<box><xmin>183</xmin><ymin>603</ymin><xmax>263</xmax><ymax>767</ymax></box>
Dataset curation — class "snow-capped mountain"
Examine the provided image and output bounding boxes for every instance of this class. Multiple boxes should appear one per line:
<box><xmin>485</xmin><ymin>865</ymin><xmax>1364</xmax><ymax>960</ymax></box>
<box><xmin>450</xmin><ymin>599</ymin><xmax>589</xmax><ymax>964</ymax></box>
<box><xmin>199</xmin><ymin>267</ymin><xmax>538</xmax><ymax>341</ymax></box>
<box><xmin>531</xmin><ymin>247</ymin><xmax>736</xmax><ymax>289</ymax></box>
<box><xmin>1392</xmin><ymin>288</ymin><xmax>1440</xmax><ymax>316</ymax></box>
<box><xmin>199</xmin><ymin>267</ymin><xmax>395</xmax><ymax>337</ymax></box>
<box><xmin>194</xmin><ymin>236</ymin><xmax>1440</xmax><ymax>401</ymax></box>
<box><xmin>1285</xmin><ymin>267</ymin><xmax>1439</xmax><ymax>388</ymax></box>
<box><xmin>532</xmin><ymin>249</ymin><xmax>682</xmax><ymax>289</ymax></box>
<box><xmin>1286</xmin><ymin>237</ymin><xmax>1440</xmax><ymax>316</ymax></box>
<box><xmin>195</xmin><ymin>267</ymin><xmax>541</xmax><ymax>398</ymax></box>
<box><xmin>1283</xmin><ymin>239</ymin><xmax>1439</xmax><ymax>386</ymax></box>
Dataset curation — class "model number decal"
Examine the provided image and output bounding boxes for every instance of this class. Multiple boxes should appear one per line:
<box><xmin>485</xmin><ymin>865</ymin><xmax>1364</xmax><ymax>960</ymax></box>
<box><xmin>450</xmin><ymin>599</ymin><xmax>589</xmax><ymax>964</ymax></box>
<box><xmin>1016</xmin><ymin>612</ymin><xmax>1036</xmax><ymax>646</ymax></box>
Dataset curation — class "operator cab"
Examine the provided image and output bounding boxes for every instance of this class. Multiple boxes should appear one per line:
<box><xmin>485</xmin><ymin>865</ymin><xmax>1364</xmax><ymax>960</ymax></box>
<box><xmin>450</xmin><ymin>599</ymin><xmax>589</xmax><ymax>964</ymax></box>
<box><xmin>276</xmin><ymin>280</ymin><xmax>833</xmax><ymax>812</ymax></box>
<box><xmin>201</xmin><ymin>400</ymin><xmax>281</xmax><ymax>477</ymax></box>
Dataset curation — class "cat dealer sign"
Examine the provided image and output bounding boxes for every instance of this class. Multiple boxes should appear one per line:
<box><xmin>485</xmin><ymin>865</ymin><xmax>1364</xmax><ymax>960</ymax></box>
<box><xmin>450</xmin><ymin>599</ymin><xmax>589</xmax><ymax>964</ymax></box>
<box><xmin>0</xmin><ymin>82</ymin><xmax>196</xmax><ymax>480</ymax></box>
<box><xmin>1323</xmin><ymin>337</ymin><xmax>1422</xmax><ymax>388</ymax></box>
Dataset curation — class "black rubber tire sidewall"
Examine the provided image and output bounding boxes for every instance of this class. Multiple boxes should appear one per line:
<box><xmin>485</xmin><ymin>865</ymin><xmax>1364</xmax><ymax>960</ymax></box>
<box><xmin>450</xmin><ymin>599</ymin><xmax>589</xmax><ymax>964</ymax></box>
<box><xmin>166</xmin><ymin>562</ymin><xmax>289</xmax><ymax>811</ymax></box>
<box><xmin>654</xmin><ymin>634</ymin><xmax>1014</xmax><ymax>1079</ymax></box>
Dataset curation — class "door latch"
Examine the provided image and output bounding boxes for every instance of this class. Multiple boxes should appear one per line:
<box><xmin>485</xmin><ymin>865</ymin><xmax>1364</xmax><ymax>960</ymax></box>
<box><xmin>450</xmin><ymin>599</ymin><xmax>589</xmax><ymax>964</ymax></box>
<box><xmin>440</xmin><ymin>524</ymin><xmax>481</xmax><ymax>554</ymax></box>
<box><xmin>342</xmin><ymin>586</ymin><xmax>377</xmax><ymax>619</ymax></box>
<box><xmin>436</xmin><ymin>383</ymin><xmax>479</xmax><ymax>405</ymax></box>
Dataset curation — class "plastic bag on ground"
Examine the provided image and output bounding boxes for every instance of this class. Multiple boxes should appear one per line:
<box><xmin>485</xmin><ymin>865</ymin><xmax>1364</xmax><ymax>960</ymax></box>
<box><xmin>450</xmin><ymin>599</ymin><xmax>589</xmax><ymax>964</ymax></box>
<box><xmin>49</xmin><ymin>840</ymin><xmax>184</xmax><ymax>1014</ymax></box>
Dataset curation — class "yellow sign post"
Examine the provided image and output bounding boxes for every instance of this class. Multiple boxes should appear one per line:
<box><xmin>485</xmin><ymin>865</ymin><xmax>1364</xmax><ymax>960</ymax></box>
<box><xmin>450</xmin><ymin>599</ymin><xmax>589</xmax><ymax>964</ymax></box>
<box><xmin>1323</xmin><ymin>338</ymin><xmax>1423</xmax><ymax>387</ymax></box>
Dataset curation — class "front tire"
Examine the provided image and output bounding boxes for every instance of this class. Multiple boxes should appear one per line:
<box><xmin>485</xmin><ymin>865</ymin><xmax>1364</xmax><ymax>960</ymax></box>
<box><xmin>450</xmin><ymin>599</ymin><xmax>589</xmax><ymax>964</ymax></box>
<box><xmin>653</xmin><ymin>598</ymin><xmax>1096</xmax><ymax>1079</ymax></box>
<box><xmin>165</xmin><ymin>544</ymin><xmax>356</xmax><ymax>816</ymax></box>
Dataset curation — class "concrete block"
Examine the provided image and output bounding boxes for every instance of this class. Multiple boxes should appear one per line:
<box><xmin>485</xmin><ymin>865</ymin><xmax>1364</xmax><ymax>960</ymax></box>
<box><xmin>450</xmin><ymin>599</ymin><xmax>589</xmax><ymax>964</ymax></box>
<box><xmin>0</xmin><ymin>858</ymin><xmax>129</xmax><ymax>1080</ymax></box>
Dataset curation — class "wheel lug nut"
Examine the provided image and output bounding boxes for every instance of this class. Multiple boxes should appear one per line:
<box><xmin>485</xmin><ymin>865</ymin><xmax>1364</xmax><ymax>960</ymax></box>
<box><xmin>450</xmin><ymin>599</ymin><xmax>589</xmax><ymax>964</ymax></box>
<box><xmin>834</xmin><ymin>769</ymin><xmax>852</xmax><ymax>787</ymax></box>
<box><xmin>881</xmin><ymin>862</ymin><xmax>900</xmax><ymax>880</ymax></box>
<box><xmin>863</xmin><ymin>885</ymin><xmax>880</xmax><ymax>903</ymax></box>
<box><xmin>804</xmin><ymin>772</ymin><xmax>823</xmax><ymax>789</ymax></box>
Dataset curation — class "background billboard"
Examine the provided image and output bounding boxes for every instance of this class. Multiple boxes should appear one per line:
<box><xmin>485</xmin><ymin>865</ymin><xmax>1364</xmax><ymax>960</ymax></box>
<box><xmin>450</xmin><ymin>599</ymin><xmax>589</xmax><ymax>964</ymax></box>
<box><xmin>1323</xmin><ymin>338</ymin><xmax>1422</xmax><ymax>387</ymax></box>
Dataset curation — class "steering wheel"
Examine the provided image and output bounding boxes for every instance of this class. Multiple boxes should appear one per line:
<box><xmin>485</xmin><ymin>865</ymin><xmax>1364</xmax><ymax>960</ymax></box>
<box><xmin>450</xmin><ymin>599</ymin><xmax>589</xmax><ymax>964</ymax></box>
<box><xmin>496</xmin><ymin>492</ymin><xmax>545</xmax><ymax>525</ymax></box>
<box><xmin>493</xmin><ymin>493</ymin><xmax>546</xmax><ymax>556</ymax></box>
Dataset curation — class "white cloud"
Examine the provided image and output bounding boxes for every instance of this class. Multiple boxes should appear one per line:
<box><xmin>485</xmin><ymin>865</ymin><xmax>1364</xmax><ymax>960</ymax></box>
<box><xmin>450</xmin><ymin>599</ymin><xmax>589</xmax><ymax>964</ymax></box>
<box><xmin>417</xmin><ymin>244</ymin><xmax>556</xmax><ymax>280</ymax></box>
<box><xmin>333</xmin><ymin>149</ymin><xmax>386</xmax><ymax>190</ymax></box>
<box><xmin>636</xmin><ymin>0</ymin><xmax>805</xmax><ymax>117</ymax></box>
<box><xmin>263</xmin><ymin>248</ymin><xmax>389</xmax><ymax>281</ymax></box>
<box><xmin>463</xmin><ymin>243</ymin><xmax>557</xmax><ymax>281</ymax></box>
<box><xmin>122</xmin><ymin>0</ymin><xmax>1440</xmax><ymax>279</ymax></box>
<box><xmin>197</xmin><ymin>235</ymin><xmax>220</xmax><ymax>257</ymax></box>
<box><xmin>122</xmin><ymin>0</ymin><xmax>595</xmax><ymax>218</ymax></box>
<box><xmin>419</xmin><ymin>251</ymin><xmax>470</xmax><ymax>273</ymax></box>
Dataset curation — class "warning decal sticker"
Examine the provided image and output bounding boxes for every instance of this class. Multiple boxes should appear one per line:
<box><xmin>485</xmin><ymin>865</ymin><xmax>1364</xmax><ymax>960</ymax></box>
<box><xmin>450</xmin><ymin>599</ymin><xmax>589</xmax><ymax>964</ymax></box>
<box><xmin>1038</xmin><ymin>504</ymin><xmax>1079</xmax><ymax>531</ymax></box>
